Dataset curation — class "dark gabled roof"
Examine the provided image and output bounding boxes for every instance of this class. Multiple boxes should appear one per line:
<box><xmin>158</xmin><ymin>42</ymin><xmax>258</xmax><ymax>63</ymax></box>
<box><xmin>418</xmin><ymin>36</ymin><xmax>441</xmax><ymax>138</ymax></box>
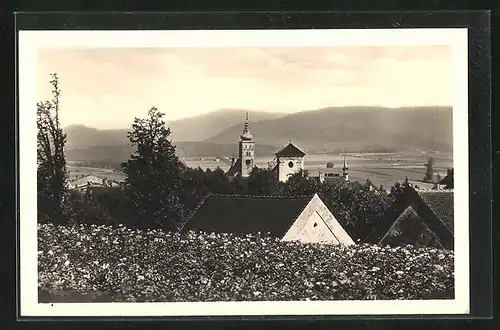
<box><xmin>439</xmin><ymin>170</ymin><xmax>454</xmax><ymax>188</ymax></box>
<box><xmin>181</xmin><ymin>194</ymin><xmax>314</xmax><ymax>237</ymax></box>
<box><xmin>417</xmin><ymin>191</ymin><xmax>454</xmax><ymax>234</ymax></box>
<box><xmin>367</xmin><ymin>187</ymin><xmax>454</xmax><ymax>249</ymax></box>
<box><xmin>378</xmin><ymin>206</ymin><xmax>445</xmax><ymax>249</ymax></box>
<box><xmin>275</xmin><ymin>143</ymin><xmax>306</xmax><ymax>158</ymax></box>
<box><xmin>226</xmin><ymin>158</ymin><xmax>241</xmax><ymax>176</ymax></box>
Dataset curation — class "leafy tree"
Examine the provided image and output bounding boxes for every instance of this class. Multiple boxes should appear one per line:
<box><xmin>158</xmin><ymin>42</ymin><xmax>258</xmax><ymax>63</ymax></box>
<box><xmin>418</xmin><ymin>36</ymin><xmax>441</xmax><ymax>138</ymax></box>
<box><xmin>205</xmin><ymin>167</ymin><xmax>233</xmax><ymax>194</ymax></box>
<box><xmin>179</xmin><ymin>167</ymin><xmax>210</xmax><ymax>211</ymax></box>
<box><xmin>364</xmin><ymin>178</ymin><xmax>374</xmax><ymax>191</ymax></box>
<box><xmin>121</xmin><ymin>107</ymin><xmax>186</xmax><ymax>231</ymax></box>
<box><xmin>231</xmin><ymin>175</ymin><xmax>249</xmax><ymax>195</ymax></box>
<box><xmin>247</xmin><ymin>167</ymin><xmax>282</xmax><ymax>195</ymax></box>
<box><xmin>37</xmin><ymin>73</ymin><xmax>70</xmax><ymax>224</ymax></box>
<box><xmin>389</xmin><ymin>181</ymin><xmax>403</xmax><ymax>202</ymax></box>
<box><xmin>282</xmin><ymin>170</ymin><xmax>320</xmax><ymax>196</ymax></box>
<box><xmin>319</xmin><ymin>180</ymin><xmax>392</xmax><ymax>240</ymax></box>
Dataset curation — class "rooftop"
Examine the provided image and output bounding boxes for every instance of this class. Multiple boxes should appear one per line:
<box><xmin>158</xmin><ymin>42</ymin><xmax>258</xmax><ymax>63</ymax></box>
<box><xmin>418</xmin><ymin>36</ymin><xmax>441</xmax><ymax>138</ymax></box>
<box><xmin>181</xmin><ymin>194</ymin><xmax>314</xmax><ymax>237</ymax></box>
<box><xmin>275</xmin><ymin>142</ymin><xmax>306</xmax><ymax>158</ymax></box>
<box><xmin>416</xmin><ymin>190</ymin><xmax>454</xmax><ymax>234</ymax></box>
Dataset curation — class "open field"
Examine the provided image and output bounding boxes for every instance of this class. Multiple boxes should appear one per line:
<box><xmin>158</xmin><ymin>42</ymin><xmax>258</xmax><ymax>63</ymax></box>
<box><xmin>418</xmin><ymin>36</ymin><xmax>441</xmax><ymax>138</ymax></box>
<box><xmin>67</xmin><ymin>152</ymin><xmax>452</xmax><ymax>191</ymax></box>
<box><xmin>183</xmin><ymin>152</ymin><xmax>453</xmax><ymax>191</ymax></box>
<box><xmin>68</xmin><ymin>166</ymin><xmax>126</xmax><ymax>182</ymax></box>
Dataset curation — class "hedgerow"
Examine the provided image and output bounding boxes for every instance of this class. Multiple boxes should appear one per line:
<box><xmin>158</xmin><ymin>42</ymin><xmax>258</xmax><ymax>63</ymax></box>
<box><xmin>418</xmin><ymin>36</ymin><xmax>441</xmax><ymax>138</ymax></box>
<box><xmin>38</xmin><ymin>223</ymin><xmax>454</xmax><ymax>302</ymax></box>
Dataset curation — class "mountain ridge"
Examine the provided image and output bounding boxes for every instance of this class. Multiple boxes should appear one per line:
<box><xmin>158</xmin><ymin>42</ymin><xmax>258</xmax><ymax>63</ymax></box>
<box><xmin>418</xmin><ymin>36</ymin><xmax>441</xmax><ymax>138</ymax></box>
<box><xmin>63</xmin><ymin>106</ymin><xmax>453</xmax><ymax>162</ymax></box>
<box><xmin>206</xmin><ymin>106</ymin><xmax>453</xmax><ymax>152</ymax></box>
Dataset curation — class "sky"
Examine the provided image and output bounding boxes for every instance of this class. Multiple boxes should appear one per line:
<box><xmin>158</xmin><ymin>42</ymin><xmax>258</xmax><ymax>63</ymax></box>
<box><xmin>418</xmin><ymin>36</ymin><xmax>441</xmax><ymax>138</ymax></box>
<box><xmin>37</xmin><ymin>46</ymin><xmax>453</xmax><ymax>129</ymax></box>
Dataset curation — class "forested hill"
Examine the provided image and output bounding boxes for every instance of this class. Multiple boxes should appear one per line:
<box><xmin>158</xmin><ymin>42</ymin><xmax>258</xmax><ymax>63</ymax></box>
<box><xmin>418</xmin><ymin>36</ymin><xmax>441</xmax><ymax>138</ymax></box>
<box><xmin>64</xmin><ymin>106</ymin><xmax>452</xmax><ymax>162</ymax></box>
<box><xmin>207</xmin><ymin>106</ymin><xmax>453</xmax><ymax>153</ymax></box>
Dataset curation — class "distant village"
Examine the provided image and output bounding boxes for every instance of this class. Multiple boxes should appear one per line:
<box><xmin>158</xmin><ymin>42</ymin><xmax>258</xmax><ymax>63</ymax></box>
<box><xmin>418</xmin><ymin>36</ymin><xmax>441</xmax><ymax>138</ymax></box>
<box><xmin>67</xmin><ymin>113</ymin><xmax>454</xmax><ymax>250</ymax></box>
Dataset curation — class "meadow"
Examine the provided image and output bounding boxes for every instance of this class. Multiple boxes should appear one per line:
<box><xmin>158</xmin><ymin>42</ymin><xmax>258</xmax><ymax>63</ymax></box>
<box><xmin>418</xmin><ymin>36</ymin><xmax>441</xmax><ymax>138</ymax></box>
<box><xmin>183</xmin><ymin>151</ymin><xmax>453</xmax><ymax>191</ymax></box>
<box><xmin>67</xmin><ymin>165</ymin><xmax>126</xmax><ymax>182</ymax></box>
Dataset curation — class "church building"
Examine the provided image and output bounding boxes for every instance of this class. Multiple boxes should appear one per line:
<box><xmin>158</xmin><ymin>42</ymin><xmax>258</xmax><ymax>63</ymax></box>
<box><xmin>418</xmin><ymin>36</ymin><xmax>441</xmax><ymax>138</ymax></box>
<box><xmin>226</xmin><ymin>113</ymin><xmax>255</xmax><ymax>178</ymax></box>
<box><xmin>225</xmin><ymin>114</ymin><xmax>349</xmax><ymax>184</ymax></box>
<box><xmin>272</xmin><ymin>141</ymin><xmax>306</xmax><ymax>182</ymax></box>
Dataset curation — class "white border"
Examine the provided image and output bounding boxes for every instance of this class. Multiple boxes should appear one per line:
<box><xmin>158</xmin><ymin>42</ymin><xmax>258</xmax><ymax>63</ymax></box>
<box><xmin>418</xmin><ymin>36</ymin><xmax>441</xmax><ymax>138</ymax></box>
<box><xmin>19</xmin><ymin>29</ymin><xmax>469</xmax><ymax>317</ymax></box>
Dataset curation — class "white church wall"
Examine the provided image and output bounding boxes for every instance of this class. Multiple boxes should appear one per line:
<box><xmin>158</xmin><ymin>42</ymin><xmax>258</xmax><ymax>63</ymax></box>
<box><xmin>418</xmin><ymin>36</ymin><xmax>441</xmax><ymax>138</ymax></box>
<box><xmin>277</xmin><ymin>156</ymin><xmax>305</xmax><ymax>182</ymax></box>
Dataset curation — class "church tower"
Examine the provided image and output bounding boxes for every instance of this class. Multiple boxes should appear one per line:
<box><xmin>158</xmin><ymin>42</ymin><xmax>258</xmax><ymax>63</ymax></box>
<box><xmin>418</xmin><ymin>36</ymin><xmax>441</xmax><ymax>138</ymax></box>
<box><xmin>342</xmin><ymin>154</ymin><xmax>349</xmax><ymax>181</ymax></box>
<box><xmin>275</xmin><ymin>140</ymin><xmax>306</xmax><ymax>182</ymax></box>
<box><xmin>238</xmin><ymin>112</ymin><xmax>255</xmax><ymax>177</ymax></box>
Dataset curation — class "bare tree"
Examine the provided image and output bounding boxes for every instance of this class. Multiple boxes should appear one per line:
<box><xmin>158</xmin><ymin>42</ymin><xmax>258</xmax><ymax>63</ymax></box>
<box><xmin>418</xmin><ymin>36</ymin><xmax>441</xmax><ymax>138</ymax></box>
<box><xmin>37</xmin><ymin>73</ymin><xmax>70</xmax><ymax>224</ymax></box>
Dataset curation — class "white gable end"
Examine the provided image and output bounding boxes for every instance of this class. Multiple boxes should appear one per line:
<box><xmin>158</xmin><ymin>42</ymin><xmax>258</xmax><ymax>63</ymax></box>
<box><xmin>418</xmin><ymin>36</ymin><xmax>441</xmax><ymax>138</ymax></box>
<box><xmin>282</xmin><ymin>194</ymin><xmax>355</xmax><ymax>245</ymax></box>
<box><xmin>293</xmin><ymin>210</ymin><xmax>341</xmax><ymax>244</ymax></box>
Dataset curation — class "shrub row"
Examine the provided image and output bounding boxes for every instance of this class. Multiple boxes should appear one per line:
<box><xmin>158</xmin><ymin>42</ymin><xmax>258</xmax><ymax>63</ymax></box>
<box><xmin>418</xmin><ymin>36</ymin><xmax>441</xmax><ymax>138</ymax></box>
<box><xmin>38</xmin><ymin>223</ymin><xmax>454</xmax><ymax>302</ymax></box>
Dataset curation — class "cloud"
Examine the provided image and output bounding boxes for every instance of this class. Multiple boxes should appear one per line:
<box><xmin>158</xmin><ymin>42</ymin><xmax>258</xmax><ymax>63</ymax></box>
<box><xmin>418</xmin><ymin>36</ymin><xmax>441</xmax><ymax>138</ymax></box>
<box><xmin>36</xmin><ymin>45</ymin><xmax>453</xmax><ymax>129</ymax></box>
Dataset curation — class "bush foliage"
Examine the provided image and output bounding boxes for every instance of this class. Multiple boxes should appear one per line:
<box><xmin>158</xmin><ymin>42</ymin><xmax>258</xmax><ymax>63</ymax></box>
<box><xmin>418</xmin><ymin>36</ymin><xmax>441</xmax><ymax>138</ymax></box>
<box><xmin>38</xmin><ymin>223</ymin><xmax>454</xmax><ymax>302</ymax></box>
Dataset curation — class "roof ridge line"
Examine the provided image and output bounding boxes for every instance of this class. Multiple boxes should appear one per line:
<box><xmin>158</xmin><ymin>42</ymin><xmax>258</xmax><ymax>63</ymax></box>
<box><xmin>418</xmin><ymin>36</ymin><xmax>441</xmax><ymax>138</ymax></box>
<box><xmin>208</xmin><ymin>193</ymin><xmax>315</xmax><ymax>199</ymax></box>
<box><xmin>179</xmin><ymin>193</ymin><xmax>213</xmax><ymax>232</ymax></box>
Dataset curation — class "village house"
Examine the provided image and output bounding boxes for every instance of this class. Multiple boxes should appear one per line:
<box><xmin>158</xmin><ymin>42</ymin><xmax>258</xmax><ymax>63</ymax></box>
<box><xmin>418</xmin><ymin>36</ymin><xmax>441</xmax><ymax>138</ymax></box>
<box><xmin>68</xmin><ymin>174</ymin><xmax>120</xmax><ymax>192</ymax></box>
<box><xmin>438</xmin><ymin>168</ymin><xmax>454</xmax><ymax>189</ymax></box>
<box><xmin>181</xmin><ymin>193</ymin><xmax>355</xmax><ymax>246</ymax></box>
<box><xmin>368</xmin><ymin>186</ymin><xmax>454</xmax><ymax>250</ymax></box>
<box><xmin>308</xmin><ymin>155</ymin><xmax>350</xmax><ymax>184</ymax></box>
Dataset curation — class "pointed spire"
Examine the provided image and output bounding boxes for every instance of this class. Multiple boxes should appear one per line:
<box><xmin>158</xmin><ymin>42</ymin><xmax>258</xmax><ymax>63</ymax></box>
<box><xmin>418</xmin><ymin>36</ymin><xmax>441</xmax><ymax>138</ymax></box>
<box><xmin>342</xmin><ymin>152</ymin><xmax>349</xmax><ymax>181</ymax></box>
<box><xmin>240</xmin><ymin>112</ymin><xmax>253</xmax><ymax>140</ymax></box>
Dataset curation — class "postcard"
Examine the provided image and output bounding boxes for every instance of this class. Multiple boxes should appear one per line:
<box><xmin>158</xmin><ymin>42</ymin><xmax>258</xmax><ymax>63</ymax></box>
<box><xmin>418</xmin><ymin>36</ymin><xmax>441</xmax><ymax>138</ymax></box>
<box><xmin>18</xmin><ymin>28</ymin><xmax>469</xmax><ymax>317</ymax></box>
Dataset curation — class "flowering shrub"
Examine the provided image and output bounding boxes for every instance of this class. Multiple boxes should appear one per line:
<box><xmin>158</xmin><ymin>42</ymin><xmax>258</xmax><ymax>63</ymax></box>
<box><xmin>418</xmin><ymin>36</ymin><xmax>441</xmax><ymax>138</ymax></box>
<box><xmin>38</xmin><ymin>223</ymin><xmax>454</xmax><ymax>302</ymax></box>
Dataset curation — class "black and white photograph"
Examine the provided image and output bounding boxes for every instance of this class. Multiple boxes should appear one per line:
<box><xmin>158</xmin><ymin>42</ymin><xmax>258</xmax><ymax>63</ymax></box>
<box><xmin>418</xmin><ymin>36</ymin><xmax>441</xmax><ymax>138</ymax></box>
<box><xmin>19</xmin><ymin>28</ymin><xmax>469</xmax><ymax>317</ymax></box>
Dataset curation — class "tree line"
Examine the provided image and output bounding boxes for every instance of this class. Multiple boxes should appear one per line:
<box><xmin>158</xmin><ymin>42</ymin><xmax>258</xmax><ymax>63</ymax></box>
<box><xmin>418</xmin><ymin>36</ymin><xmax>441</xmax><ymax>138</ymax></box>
<box><xmin>37</xmin><ymin>74</ymin><xmax>410</xmax><ymax>241</ymax></box>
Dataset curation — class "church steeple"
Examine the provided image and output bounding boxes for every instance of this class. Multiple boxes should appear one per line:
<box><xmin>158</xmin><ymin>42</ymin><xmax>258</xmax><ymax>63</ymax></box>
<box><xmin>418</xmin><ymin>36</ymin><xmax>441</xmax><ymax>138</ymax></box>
<box><xmin>237</xmin><ymin>112</ymin><xmax>255</xmax><ymax>177</ymax></box>
<box><xmin>240</xmin><ymin>112</ymin><xmax>253</xmax><ymax>141</ymax></box>
<box><xmin>342</xmin><ymin>154</ymin><xmax>349</xmax><ymax>181</ymax></box>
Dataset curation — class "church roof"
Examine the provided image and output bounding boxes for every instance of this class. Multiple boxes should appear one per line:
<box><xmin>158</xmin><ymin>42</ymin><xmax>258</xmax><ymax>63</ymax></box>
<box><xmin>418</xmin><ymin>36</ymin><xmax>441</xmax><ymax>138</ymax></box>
<box><xmin>181</xmin><ymin>194</ymin><xmax>314</xmax><ymax>237</ymax></box>
<box><xmin>275</xmin><ymin>142</ymin><xmax>306</xmax><ymax>158</ymax></box>
<box><xmin>226</xmin><ymin>158</ymin><xmax>241</xmax><ymax>177</ymax></box>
